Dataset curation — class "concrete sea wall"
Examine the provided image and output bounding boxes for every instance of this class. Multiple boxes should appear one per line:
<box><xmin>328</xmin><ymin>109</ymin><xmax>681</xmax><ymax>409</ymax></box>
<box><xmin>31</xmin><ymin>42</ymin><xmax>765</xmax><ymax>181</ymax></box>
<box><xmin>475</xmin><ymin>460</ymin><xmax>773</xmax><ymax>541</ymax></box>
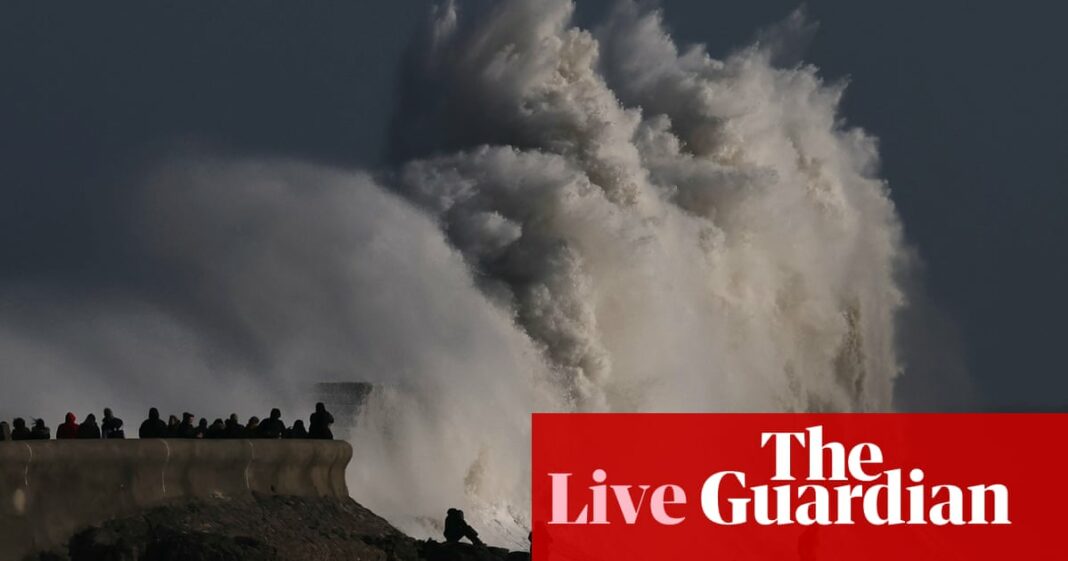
<box><xmin>0</xmin><ymin>439</ymin><xmax>352</xmax><ymax>560</ymax></box>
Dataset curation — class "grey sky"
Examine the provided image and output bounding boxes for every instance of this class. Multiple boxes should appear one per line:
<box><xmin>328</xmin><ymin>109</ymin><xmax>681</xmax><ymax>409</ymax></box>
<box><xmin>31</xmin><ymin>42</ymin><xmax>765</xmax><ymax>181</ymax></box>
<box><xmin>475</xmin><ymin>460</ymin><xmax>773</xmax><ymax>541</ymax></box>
<box><xmin>2</xmin><ymin>0</ymin><xmax>1065</xmax><ymax>411</ymax></box>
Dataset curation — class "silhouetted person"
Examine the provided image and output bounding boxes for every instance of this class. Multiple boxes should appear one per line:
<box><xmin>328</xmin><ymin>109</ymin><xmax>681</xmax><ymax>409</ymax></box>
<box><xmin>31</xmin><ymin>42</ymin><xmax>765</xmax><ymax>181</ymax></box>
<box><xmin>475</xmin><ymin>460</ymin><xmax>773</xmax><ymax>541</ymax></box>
<box><xmin>166</xmin><ymin>415</ymin><xmax>180</xmax><ymax>437</ymax></box>
<box><xmin>56</xmin><ymin>412</ymin><xmax>79</xmax><ymax>439</ymax></box>
<box><xmin>309</xmin><ymin>402</ymin><xmax>334</xmax><ymax>440</ymax></box>
<box><xmin>102</xmin><ymin>408</ymin><xmax>125</xmax><ymax>439</ymax></box>
<box><xmin>10</xmin><ymin>418</ymin><xmax>32</xmax><ymax>440</ymax></box>
<box><xmin>77</xmin><ymin>414</ymin><xmax>101</xmax><ymax>439</ymax></box>
<box><xmin>245</xmin><ymin>416</ymin><xmax>260</xmax><ymax>436</ymax></box>
<box><xmin>139</xmin><ymin>408</ymin><xmax>168</xmax><ymax>438</ymax></box>
<box><xmin>31</xmin><ymin>419</ymin><xmax>50</xmax><ymax>440</ymax></box>
<box><xmin>444</xmin><ymin>508</ymin><xmax>483</xmax><ymax>546</ymax></box>
<box><xmin>0</xmin><ymin>421</ymin><xmax>9</xmax><ymax>441</ymax></box>
<box><xmin>176</xmin><ymin>413</ymin><xmax>197</xmax><ymax>439</ymax></box>
<box><xmin>223</xmin><ymin>414</ymin><xmax>245</xmax><ymax>438</ymax></box>
<box><xmin>207</xmin><ymin>418</ymin><xmax>225</xmax><ymax>439</ymax></box>
<box><xmin>259</xmin><ymin>408</ymin><xmax>285</xmax><ymax>439</ymax></box>
<box><xmin>286</xmin><ymin>420</ymin><xmax>308</xmax><ymax>438</ymax></box>
<box><xmin>195</xmin><ymin>418</ymin><xmax>209</xmax><ymax>439</ymax></box>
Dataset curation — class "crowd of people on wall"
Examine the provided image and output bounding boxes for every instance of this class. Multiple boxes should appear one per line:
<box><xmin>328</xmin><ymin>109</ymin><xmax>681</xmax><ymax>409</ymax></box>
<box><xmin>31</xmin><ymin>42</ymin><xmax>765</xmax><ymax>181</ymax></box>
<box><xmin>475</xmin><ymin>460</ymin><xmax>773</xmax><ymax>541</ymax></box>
<box><xmin>0</xmin><ymin>403</ymin><xmax>335</xmax><ymax>442</ymax></box>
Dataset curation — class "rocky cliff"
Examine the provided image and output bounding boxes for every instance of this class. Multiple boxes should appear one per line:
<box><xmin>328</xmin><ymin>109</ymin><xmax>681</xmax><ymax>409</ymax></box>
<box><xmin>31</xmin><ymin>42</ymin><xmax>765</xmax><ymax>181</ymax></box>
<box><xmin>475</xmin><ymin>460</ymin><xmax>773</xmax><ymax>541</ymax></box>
<box><xmin>42</xmin><ymin>494</ymin><xmax>530</xmax><ymax>561</ymax></box>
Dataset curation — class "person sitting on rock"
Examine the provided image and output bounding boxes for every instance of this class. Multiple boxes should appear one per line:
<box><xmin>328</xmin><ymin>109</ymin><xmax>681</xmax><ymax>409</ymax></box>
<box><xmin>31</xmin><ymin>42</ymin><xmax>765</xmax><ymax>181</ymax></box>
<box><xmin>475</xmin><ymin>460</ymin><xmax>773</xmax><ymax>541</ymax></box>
<box><xmin>10</xmin><ymin>418</ymin><xmax>32</xmax><ymax>440</ymax></box>
<box><xmin>286</xmin><ymin>419</ymin><xmax>308</xmax><ymax>438</ymax></box>
<box><xmin>56</xmin><ymin>412</ymin><xmax>79</xmax><ymax>439</ymax></box>
<box><xmin>223</xmin><ymin>414</ymin><xmax>245</xmax><ymax>438</ymax></box>
<box><xmin>309</xmin><ymin>402</ymin><xmax>334</xmax><ymax>440</ymax></box>
<box><xmin>444</xmin><ymin>508</ymin><xmax>484</xmax><ymax>546</ymax></box>
<box><xmin>139</xmin><ymin>408</ymin><xmax>168</xmax><ymax>438</ymax></box>
<box><xmin>101</xmin><ymin>408</ymin><xmax>125</xmax><ymax>439</ymax></box>
<box><xmin>77</xmin><ymin>414</ymin><xmax>101</xmax><ymax>439</ymax></box>
<box><xmin>30</xmin><ymin>419</ymin><xmax>51</xmax><ymax>440</ymax></box>
<box><xmin>258</xmin><ymin>408</ymin><xmax>286</xmax><ymax>439</ymax></box>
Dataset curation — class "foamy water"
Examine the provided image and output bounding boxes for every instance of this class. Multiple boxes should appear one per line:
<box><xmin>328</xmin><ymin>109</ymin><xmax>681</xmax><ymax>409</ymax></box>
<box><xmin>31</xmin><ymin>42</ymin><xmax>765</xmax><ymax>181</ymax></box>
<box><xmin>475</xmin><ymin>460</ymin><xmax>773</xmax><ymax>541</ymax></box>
<box><xmin>0</xmin><ymin>0</ymin><xmax>907</xmax><ymax>550</ymax></box>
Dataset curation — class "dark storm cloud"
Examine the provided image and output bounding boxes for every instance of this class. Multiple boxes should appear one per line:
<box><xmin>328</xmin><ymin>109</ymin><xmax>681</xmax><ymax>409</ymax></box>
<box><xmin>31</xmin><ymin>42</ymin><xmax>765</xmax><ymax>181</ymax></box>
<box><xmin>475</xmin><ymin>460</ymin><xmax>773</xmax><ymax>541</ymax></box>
<box><xmin>0</xmin><ymin>0</ymin><xmax>426</xmax><ymax>285</ymax></box>
<box><xmin>0</xmin><ymin>0</ymin><xmax>438</xmax><ymax>419</ymax></box>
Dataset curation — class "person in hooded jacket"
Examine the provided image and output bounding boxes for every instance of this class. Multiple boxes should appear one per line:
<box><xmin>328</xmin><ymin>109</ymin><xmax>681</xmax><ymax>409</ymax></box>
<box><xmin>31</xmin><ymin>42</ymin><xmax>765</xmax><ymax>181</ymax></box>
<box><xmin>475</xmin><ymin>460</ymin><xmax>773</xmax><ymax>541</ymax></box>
<box><xmin>166</xmin><ymin>415</ymin><xmax>180</xmax><ymax>437</ymax></box>
<box><xmin>258</xmin><ymin>408</ymin><xmax>285</xmax><ymax>439</ymax></box>
<box><xmin>286</xmin><ymin>420</ymin><xmax>308</xmax><ymax>438</ymax></box>
<box><xmin>10</xmin><ymin>418</ymin><xmax>32</xmax><ymax>440</ymax></box>
<box><xmin>31</xmin><ymin>419</ymin><xmax>51</xmax><ymax>440</ymax></box>
<box><xmin>443</xmin><ymin>508</ymin><xmax>484</xmax><ymax>546</ymax></box>
<box><xmin>206</xmin><ymin>418</ymin><xmax>226</xmax><ymax>438</ymax></box>
<box><xmin>309</xmin><ymin>402</ymin><xmax>334</xmax><ymax>440</ymax></box>
<box><xmin>223</xmin><ymin>414</ymin><xmax>245</xmax><ymax>438</ymax></box>
<box><xmin>245</xmin><ymin>417</ymin><xmax>260</xmax><ymax>436</ymax></box>
<box><xmin>77</xmin><ymin>414</ymin><xmax>101</xmax><ymax>439</ymax></box>
<box><xmin>139</xmin><ymin>408</ymin><xmax>168</xmax><ymax>438</ymax></box>
<box><xmin>56</xmin><ymin>413</ymin><xmax>79</xmax><ymax>439</ymax></box>
<box><xmin>101</xmin><ymin>408</ymin><xmax>125</xmax><ymax>439</ymax></box>
<box><xmin>194</xmin><ymin>418</ymin><xmax>209</xmax><ymax>439</ymax></box>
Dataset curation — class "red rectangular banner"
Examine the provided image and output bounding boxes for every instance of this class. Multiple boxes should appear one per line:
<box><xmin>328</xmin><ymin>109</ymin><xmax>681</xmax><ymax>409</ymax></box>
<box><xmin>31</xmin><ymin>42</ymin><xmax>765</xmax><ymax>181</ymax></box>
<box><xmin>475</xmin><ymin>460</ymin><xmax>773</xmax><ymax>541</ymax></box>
<box><xmin>531</xmin><ymin>413</ymin><xmax>1067</xmax><ymax>561</ymax></box>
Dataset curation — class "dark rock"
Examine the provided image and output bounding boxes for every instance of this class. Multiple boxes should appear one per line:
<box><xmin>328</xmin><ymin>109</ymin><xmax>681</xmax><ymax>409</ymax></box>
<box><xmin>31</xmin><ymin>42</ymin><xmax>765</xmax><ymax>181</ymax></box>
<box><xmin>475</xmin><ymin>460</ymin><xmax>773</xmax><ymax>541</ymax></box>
<box><xmin>68</xmin><ymin>527</ymin><xmax>138</xmax><ymax>561</ymax></box>
<box><xmin>141</xmin><ymin>531</ymin><xmax>276</xmax><ymax>561</ymax></box>
<box><xmin>57</xmin><ymin>495</ymin><xmax>527</xmax><ymax>561</ymax></box>
<box><xmin>419</xmin><ymin>540</ymin><xmax>516</xmax><ymax>561</ymax></box>
<box><xmin>30</xmin><ymin>550</ymin><xmax>69</xmax><ymax>561</ymax></box>
<box><xmin>359</xmin><ymin>534</ymin><xmax>421</xmax><ymax>561</ymax></box>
